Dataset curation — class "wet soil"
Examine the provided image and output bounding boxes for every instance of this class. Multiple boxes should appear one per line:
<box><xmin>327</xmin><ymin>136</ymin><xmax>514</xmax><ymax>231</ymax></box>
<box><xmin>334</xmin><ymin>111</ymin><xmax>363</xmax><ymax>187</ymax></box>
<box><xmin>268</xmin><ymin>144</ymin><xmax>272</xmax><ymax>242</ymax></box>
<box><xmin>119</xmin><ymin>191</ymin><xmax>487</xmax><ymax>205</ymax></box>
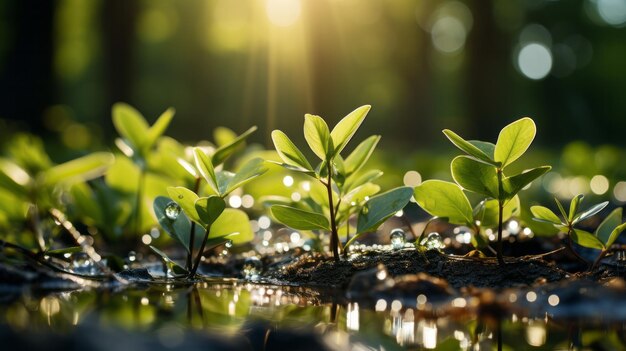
<box><xmin>264</xmin><ymin>249</ymin><xmax>567</xmax><ymax>289</ymax></box>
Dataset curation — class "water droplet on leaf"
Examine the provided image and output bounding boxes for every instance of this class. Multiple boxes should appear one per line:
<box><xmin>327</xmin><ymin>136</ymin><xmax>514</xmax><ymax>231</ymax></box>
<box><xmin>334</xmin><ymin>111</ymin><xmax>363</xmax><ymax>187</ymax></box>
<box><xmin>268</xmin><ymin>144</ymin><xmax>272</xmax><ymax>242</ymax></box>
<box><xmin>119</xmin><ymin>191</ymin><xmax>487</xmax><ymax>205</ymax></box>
<box><xmin>165</xmin><ymin>201</ymin><xmax>181</xmax><ymax>220</ymax></box>
<box><xmin>389</xmin><ymin>228</ymin><xmax>406</xmax><ymax>250</ymax></box>
<box><xmin>421</xmin><ymin>232</ymin><xmax>443</xmax><ymax>250</ymax></box>
<box><xmin>225</xmin><ymin>240</ymin><xmax>233</xmax><ymax>248</ymax></box>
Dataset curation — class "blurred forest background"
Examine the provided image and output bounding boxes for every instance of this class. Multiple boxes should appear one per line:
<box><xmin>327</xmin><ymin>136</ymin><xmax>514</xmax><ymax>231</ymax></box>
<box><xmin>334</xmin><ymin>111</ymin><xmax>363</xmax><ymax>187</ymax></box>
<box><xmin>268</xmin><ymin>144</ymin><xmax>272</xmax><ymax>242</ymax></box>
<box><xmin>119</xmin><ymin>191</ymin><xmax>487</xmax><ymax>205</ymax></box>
<box><xmin>0</xmin><ymin>0</ymin><xmax>625</xmax><ymax>203</ymax></box>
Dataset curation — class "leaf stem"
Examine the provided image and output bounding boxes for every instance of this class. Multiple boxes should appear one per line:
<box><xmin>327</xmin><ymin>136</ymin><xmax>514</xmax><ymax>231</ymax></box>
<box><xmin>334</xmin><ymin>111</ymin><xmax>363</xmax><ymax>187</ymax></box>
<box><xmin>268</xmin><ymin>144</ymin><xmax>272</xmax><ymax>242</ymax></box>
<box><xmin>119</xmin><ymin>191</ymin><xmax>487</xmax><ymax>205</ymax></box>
<box><xmin>326</xmin><ymin>161</ymin><xmax>339</xmax><ymax>261</ymax></box>
<box><xmin>190</xmin><ymin>228</ymin><xmax>210</xmax><ymax>277</ymax></box>
<box><xmin>134</xmin><ymin>166</ymin><xmax>146</xmax><ymax>237</ymax></box>
<box><xmin>590</xmin><ymin>249</ymin><xmax>607</xmax><ymax>271</ymax></box>
<box><xmin>496</xmin><ymin>169</ymin><xmax>505</xmax><ymax>266</ymax></box>
<box><xmin>187</xmin><ymin>177</ymin><xmax>202</xmax><ymax>270</ymax></box>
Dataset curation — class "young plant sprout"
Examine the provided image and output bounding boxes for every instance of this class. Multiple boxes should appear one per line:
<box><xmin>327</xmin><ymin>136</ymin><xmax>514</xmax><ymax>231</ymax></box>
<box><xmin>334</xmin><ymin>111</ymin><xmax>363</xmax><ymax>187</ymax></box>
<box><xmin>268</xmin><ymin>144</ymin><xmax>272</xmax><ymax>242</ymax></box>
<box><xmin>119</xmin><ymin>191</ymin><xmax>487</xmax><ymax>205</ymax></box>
<box><xmin>530</xmin><ymin>195</ymin><xmax>619</xmax><ymax>269</ymax></box>
<box><xmin>153</xmin><ymin>147</ymin><xmax>267</xmax><ymax>277</ymax></box>
<box><xmin>269</xmin><ymin>106</ymin><xmax>413</xmax><ymax>261</ymax></box>
<box><xmin>112</xmin><ymin>103</ymin><xmax>175</xmax><ymax>236</ymax></box>
<box><xmin>442</xmin><ymin>118</ymin><xmax>551</xmax><ymax>265</ymax></box>
<box><xmin>414</xmin><ymin>180</ymin><xmax>521</xmax><ymax>254</ymax></box>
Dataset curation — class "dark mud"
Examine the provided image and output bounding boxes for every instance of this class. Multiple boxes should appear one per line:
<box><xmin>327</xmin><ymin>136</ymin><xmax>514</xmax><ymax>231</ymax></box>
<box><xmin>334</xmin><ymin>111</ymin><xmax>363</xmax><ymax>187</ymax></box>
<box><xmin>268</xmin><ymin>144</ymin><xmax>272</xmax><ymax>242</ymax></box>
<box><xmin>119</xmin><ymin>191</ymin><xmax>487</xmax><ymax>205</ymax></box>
<box><xmin>264</xmin><ymin>249</ymin><xmax>568</xmax><ymax>289</ymax></box>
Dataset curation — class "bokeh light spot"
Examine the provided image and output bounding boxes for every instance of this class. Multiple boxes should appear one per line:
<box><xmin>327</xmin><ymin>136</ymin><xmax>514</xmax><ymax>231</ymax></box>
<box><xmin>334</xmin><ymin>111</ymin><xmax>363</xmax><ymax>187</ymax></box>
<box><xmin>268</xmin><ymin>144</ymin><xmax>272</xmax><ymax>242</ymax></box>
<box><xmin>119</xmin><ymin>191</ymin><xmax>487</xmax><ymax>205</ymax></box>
<box><xmin>518</xmin><ymin>43</ymin><xmax>552</xmax><ymax>80</ymax></box>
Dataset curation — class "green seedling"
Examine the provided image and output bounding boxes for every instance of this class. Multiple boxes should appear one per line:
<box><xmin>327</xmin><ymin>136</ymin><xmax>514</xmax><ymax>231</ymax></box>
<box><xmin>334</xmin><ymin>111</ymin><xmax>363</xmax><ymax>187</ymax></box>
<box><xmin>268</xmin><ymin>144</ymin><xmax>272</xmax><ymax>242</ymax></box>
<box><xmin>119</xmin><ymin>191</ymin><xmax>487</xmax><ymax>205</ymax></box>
<box><xmin>531</xmin><ymin>195</ymin><xmax>618</xmax><ymax>268</ymax></box>
<box><xmin>153</xmin><ymin>147</ymin><xmax>267</xmax><ymax>277</ymax></box>
<box><xmin>414</xmin><ymin>180</ymin><xmax>520</xmax><ymax>252</ymax></box>
<box><xmin>112</xmin><ymin>103</ymin><xmax>175</xmax><ymax>236</ymax></box>
<box><xmin>269</xmin><ymin>106</ymin><xmax>413</xmax><ymax>260</ymax></box>
<box><xmin>0</xmin><ymin>133</ymin><xmax>114</xmax><ymax>252</ymax></box>
<box><xmin>443</xmin><ymin>118</ymin><xmax>551</xmax><ymax>265</ymax></box>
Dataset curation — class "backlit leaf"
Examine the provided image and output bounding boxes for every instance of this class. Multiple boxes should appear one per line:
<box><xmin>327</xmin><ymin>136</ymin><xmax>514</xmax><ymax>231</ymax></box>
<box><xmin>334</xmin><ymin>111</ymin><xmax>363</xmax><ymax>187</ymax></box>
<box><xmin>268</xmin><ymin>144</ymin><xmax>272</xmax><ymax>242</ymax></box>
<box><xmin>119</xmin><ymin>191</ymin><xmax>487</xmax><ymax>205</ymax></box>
<box><xmin>193</xmin><ymin>147</ymin><xmax>219</xmax><ymax>194</ymax></box>
<box><xmin>530</xmin><ymin>206</ymin><xmax>562</xmax><ymax>225</ymax></box>
<box><xmin>501</xmin><ymin>166</ymin><xmax>551</xmax><ymax>200</ymax></box>
<box><xmin>271</xmin><ymin>205</ymin><xmax>330</xmax><ymax>231</ymax></box>
<box><xmin>304</xmin><ymin>114</ymin><xmax>332</xmax><ymax>160</ymax></box>
<box><xmin>451</xmin><ymin>156</ymin><xmax>499</xmax><ymax>198</ymax></box>
<box><xmin>344</xmin><ymin>135</ymin><xmax>380</xmax><ymax>176</ymax></box>
<box><xmin>357</xmin><ymin>186</ymin><xmax>413</xmax><ymax>233</ymax></box>
<box><xmin>572</xmin><ymin>229</ymin><xmax>604</xmax><ymax>250</ymax></box>
<box><xmin>271</xmin><ymin>130</ymin><xmax>313</xmax><ymax>171</ymax></box>
<box><xmin>330</xmin><ymin>105</ymin><xmax>371</xmax><ymax>157</ymax></box>
<box><xmin>442</xmin><ymin>129</ymin><xmax>498</xmax><ymax>166</ymax></box>
<box><xmin>494</xmin><ymin>117</ymin><xmax>536</xmax><ymax>168</ymax></box>
<box><xmin>212</xmin><ymin>126</ymin><xmax>257</xmax><ymax>166</ymax></box>
<box><xmin>195</xmin><ymin>196</ymin><xmax>226</xmax><ymax>229</ymax></box>
<box><xmin>414</xmin><ymin>180</ymin><xmax>473</xmax><ymax>225</ymax></box>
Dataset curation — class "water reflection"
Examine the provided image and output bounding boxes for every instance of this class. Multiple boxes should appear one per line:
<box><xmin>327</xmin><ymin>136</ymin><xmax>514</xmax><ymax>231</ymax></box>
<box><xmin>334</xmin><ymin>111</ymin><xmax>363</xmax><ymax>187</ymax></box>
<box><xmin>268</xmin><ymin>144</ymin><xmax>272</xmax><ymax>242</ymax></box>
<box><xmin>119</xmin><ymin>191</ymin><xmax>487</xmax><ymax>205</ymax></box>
<box><xmin>1</xmin><ymin>283</ymin><xmax>626</xmax><ymax>350</ymax></box>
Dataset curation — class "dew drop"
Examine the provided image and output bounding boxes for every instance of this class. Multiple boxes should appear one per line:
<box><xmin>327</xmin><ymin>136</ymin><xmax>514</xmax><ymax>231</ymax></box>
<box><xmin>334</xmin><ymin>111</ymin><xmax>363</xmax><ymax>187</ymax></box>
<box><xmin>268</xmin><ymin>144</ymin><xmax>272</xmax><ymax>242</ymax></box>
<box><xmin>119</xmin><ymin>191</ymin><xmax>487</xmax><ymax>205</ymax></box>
<box><xmin>225</xmin><ymin>239</ymin><xmax>233</xmax><ymax>248</ymax></box>
<box><xmin>421</xmin><ymin>232</ymin><xmax>443</xmax><ymax>250</ymax></box>
<box><xmin>165</xmin><ymin>202</ymin><xmax>181</xmax><ymax>220</ymax></box>
<box><xmin>389</xmin><ymin>228</ymin><xmax>406</xmax><ymax>250</ymax></box>
<box><xmin>242</xmin><ymin>256</ymin><xmax>263</xmax><ymax>280</ymax></box>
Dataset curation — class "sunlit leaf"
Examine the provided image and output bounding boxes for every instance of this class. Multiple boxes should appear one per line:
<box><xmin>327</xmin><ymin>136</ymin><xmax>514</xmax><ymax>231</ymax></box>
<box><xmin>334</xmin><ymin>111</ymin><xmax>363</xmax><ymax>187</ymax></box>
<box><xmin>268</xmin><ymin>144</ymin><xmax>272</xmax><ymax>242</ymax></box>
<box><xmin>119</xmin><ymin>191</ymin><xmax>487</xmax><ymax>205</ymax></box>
<box><xmin>42</xmin><ymin>152</ymin><xmax>115</xmax><ymax>186</ymax></box>
<box><xmin>195</xmin><ymin>196</ymin><xmax>225</xmax><ymax>229</ymax></box>
<box><xmin>112</xmin><ymin>103</ymin><xmax>149</xmax><ymax>152</ymax></box>
<box><xmin>304</xmin><ymin>114</ymin><xmax>333</xmax><ymax>160</ymax></box>
<box><xmin>569</xmin><ymin>194</ymin><xmax>584</xmax><ymax>222</ymax></box>
<box><xmin>357</xmin><ymin>186</ymin><xmax>413</xmax><ymax>233</ymax></box>
<box><xmin>607</xmin><ymin>223</ymin><xmax>626</xmax><ymax>248</ymax></box>
<box><xmin>450</xmin><ymin>156</ymin><xmax>498</xmax><ymax>198</ymax></box>
<box><xmin>554</xmin><ymin>198</ymin><xmax>568</xmax><ymax>222</ymax></box>
<box><xmin>271</xmin><ymin>130</ymin><xmax>313</xmax><ymax>171</ymax></box>
<box><xmin>213</xmin><ymin>126</ymin><xmax>237</xmax><ymax>147</ymax></box>
<box><xmin>166</xmin><ymin>187</ymin><xmax>201</xmax><ymax>225</ymax></box>
<box><xmin>209</xmin><ymin>209</ymin><xmax>253</xmax><ymax>244</ymax></box>
<box><xmin>224</xmin><ymin>158</ymin><xmax>268</xmax><ymax>196</ymax></box>
<box><xmin>596</xmin><ymin>207</ymin><xmax>623</xmax><ymax>246</ymax></box>
<box><xmin>154</xmin><ymin>196</ymin><xmax>194</xmax><ymax>252</ymax></box>
<box><xmin>344</xmin><ymin>169</ymin><xmax>383</xmax><ymax>193</ymax></box>
<box><xmin>330</xmin><ymin>105</ymin><xmax>371</xmax><ymax>157</ymax></box>
<box><xmin>572</xmin><ymin>229</ymin><xmax>604</xmax><ymax>250</ymax></box>
<box><xmin>468</xmin><ymin>141</ymin><xmax>495</xmax><ymax>159</ymax></box>
<box><xmin>212</xmin><ymin>126</ymin><xmax>257</xmax><ymax>166</ymax></box>
<box><xmin>530</xmin><ymin>206</ymin><xmax>562</xmax><ymax>225</ymax></box>
<box><xmin>501</xmin><ymin>166</ymin><xmax>551</xmax><ymax>200</ymax></box>
<box><xmin>344</xmin><ymin>135</ymin><xmax>380</xmax><ymax>176</ymax></box>
<box><xmin>442</xmin><ymin>129</ymin><xmax>498</xmax><ymax>166</ymax></box>
<box><xmin>414</xmin><ymin>180</ymin><xmax>473</xmax><ymax>225</ymax></box>
<box><xmin>144</xmin><ymin>107</ymin><xmax>175</xmax><ymax>150</ymax></box>
<box><xmin>0</xmin><ymin>158</ymin><xmax>30</xmax><ymax>197</ymax></box>
<box><xmin>573</xmin><ymin>201</ymin><xmax>609</xmax><ymax>224</ymax></box>
<box><xmin>494</xmin><ymin>117</ymin><xmax>536</xmax><ymax>168</ymax></box>
<box><xmin>271</xmin><ymin>205</ymin><xmax>330</xmax><ymax>231</ymax></box>
<box><xmin>193</xmin><ymin>147</ymin><xmax>219</xmax><ymax>194</ymax></box>
<box><xmin>475</xmin><ymin>195</ymin><xmax>520</xmax><ymax>228</ymax></box>
<box><xmin>149</xmin><ymin>245</ymin><xmax>188</xmax><ymax>275</ymax></box>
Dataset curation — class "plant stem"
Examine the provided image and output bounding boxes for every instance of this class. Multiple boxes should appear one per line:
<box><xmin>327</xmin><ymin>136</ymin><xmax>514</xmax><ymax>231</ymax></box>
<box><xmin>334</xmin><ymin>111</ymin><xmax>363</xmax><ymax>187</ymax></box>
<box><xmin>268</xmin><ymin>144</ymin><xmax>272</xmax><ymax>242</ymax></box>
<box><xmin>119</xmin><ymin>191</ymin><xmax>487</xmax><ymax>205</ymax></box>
<box><xmin>190</xmin><ymin>228</ymin><xmax>210</xmax><ymax>277</ymax></box>
<box><xmin>187</xmin><ymin>177</ymin><xmax>202</xmax><ymax>270</ymax></box>
<box><xmin>326</xmin><ymin>161</ymin><xmax>339</xmax><ymax>261</ymax></box>
<box><xmin>343</xmin><ymin>220</ymin><xmax>350</xmax><ymax>258</ymax></box>
<box><xmin>496</xmin><ymin>169</ymin><xmax>505</xmax><ymax>266</ymax></box>
<box><xmin>590</xmin><ymin>249</ymin><xmax>607</xmax><ymax>271</ymax></box>
<box><xmin>133</xmin><ymin>167</ymin><xmax>146</xmax><ymax>237</ymax></box>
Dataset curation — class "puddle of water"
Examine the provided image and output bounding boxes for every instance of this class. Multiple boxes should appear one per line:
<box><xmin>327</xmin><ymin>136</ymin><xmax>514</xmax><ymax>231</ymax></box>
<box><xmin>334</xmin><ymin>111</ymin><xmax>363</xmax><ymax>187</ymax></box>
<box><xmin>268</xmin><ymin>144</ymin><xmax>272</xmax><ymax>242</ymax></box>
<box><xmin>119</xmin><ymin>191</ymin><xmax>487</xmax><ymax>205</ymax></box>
<box><xmin>1</xmin><ymin>282</ymin><xmax>625</xmax><ymax>350</ymax></box>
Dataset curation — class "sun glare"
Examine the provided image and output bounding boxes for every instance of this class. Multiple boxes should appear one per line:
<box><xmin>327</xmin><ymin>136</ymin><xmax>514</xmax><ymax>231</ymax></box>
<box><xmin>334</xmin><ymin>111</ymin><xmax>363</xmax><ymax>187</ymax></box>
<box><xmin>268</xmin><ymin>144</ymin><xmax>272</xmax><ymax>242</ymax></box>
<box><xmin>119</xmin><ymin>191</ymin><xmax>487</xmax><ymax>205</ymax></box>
<box><xmin>266</xmin><ymin>0</ymin><xmax>302</xmax><ymax>27</ymax></box>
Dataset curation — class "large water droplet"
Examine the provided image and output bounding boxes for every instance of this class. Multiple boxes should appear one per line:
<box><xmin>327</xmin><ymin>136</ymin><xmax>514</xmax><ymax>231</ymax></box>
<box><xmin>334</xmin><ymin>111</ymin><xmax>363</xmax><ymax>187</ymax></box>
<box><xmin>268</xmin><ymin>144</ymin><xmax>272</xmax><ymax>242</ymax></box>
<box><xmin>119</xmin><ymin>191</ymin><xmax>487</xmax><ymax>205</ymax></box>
<box><xmin>421</xmin><ymin>232</ymin><xmax>443</xmax><ymax>250</ymax></box>
<box><xmin>389</xmin><ymin>228</ymin><xmax>406</xmax><ymax>250</ymax></box>
<box><xmin>165</xmin><ymin>202</ymin><xmax>181</xmax><ymax>220</ymax></box>
<box><xmin>71</xmin><ymin>252</ymin><xmax>97</xmax><ymax>275</ymax></box>
<box><xmin>242</xmin><ymin>256</ymin><xmax>263</xmax><ymax>280</ymax></box>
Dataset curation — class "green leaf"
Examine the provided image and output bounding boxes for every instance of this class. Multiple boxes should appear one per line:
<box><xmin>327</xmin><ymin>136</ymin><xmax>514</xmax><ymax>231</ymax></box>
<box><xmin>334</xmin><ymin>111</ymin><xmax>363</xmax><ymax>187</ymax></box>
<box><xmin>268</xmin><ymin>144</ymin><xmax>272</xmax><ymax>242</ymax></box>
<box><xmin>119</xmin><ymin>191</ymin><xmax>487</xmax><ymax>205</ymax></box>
<box><xmin>144</xmin><ymin>107</ymin><xmax>175</xmax><ymax>150</ymax></box>
<box><xmin>149</xmin><ymin>246</ymin><xmax>188</xmax><ymax>275</ymax></box>
<box><xmin>213</xmin><ymin>126</ymin><xmax>237</xmax><ymax>147</ymax></box>
<box><xmin>210</xmin><ymin>209</ymin><xmax>254</xmax><ymax>244</ymax></box>
<box><xmin>596</xmin><ymin>207</ymin><xmax>622</xmax><ymax>246</ymax></box>
<box><xmin>344</xmin><ymin>169</ymin><xmax>383</xmax><ymax>193</ymax></box>
<box><xmin>271</xmin><ymin>130</ymin><xmax>313</xmax><ymax>171</ymax></box>
<box><xmin>344</xmin><ymin>135</ymin><xmax>380</xmax><ymax>176</ymax></box>
<box><xmin>193</xmin><ymin>147</ymin><xmax>219</xmax><ymax>194</ymax></box>
<box><xmin>195</xmin><ymin>196</ymin><xmax>226</xmax><ymax>229</ymax></box>
<box><xmin>450</xmin><ymin>156</ymin><xmax>499</xmax><ymax>198</ymax></box>
<box><xmin>112</xmin><ymin>103</ymin><xmax>149</xmax><ymax>152</ymax></box>
<box><xmin>573</xmin><ymin>201</ymin><xmax>609</xmax><ymax>224</ymax></box>
<box><xmin>571</xmin><ymin>229</ymin><xmax>604</xmax><ymax>250</ymax></box>
<box><xmin>212</xmin><ymin>126</ymin><xmax>257</xmax><ymax>166</ymax></box>
<box><xmin>303</xmin><ymin>114</ymin><xmax>333</xmax><ymax>160</ymax></box>
<box><xmin>414</xmin><ymin>180</ymin><xmax>473</xmax><ymax>225</ymax></box>
<box><xmin>442</xmin><ymin>129</ymin><xmax>498</xmax><ymax>166</ymax></box>
<box><xmin>569</xmin><ymin>194</ymin><xmax>584</xmax><ymax>222</ymax></box>
<box><xmin>357</xmin><ymin>186</ymin><xmax>413</xmax><ymax>233</ymax></box>
<box><xmin>607</xmin><ymin>223</ymin><xmax>626</xmax><ymax>248</ymax></box>
<box><xmin>475</xmin><ymin>195</ymin><xmax>520</xmax><ymax>228</ymax></box>
<box><xmin>330</xmin><ymin>105</ymin><xmax>371</xmax><ymax>157</ymax></box>
<box><xmin>270</xmin><ymin>205</ymin><xmax>330</xmax><ymax>231</ymax></box>
<box><xmin>554</xmin><ymin>198</ymin><xmax>568</xmax><ymax>222</ymax></box>
<box><xmin>154</xmin><ymin>196</ymin><xmax>194</xmax><ymax>252</ymax></box>
<box><xmin>42</xmin><ymin>152</ymin><xmax>115</xmax><ymax>186</ymax></box>
<box><xmin>494</xmin><ymin>117</ymin><xmax>536</xmax><ymax>168</ymax></box>
<box><xmin>0</xmin><ymin>158</ymin><xmax>30</xmax><ymax>197</ymax></box>
<box><xmin>166</xmin><ymin>187</ymin><xmax>201</xmax><ymax>225</ymax></box>
<box><xmin>530</xmin><ymin>206</ymin><xmax>562</xmax><ymax>225</ymax></box>
<box><xmin>224</xmin><ymin>158</ymin><xmax>268</xmax><ymax>196</ymax></box>
<box><xmin>501</xmin><ymin>166</ymin><xmax>551</xmax><ymax>200</ymax></box>
<box><xmin>468</xmin><ymin>141</ymin><xmax>496</xmax><ymax>159</ymax></box>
